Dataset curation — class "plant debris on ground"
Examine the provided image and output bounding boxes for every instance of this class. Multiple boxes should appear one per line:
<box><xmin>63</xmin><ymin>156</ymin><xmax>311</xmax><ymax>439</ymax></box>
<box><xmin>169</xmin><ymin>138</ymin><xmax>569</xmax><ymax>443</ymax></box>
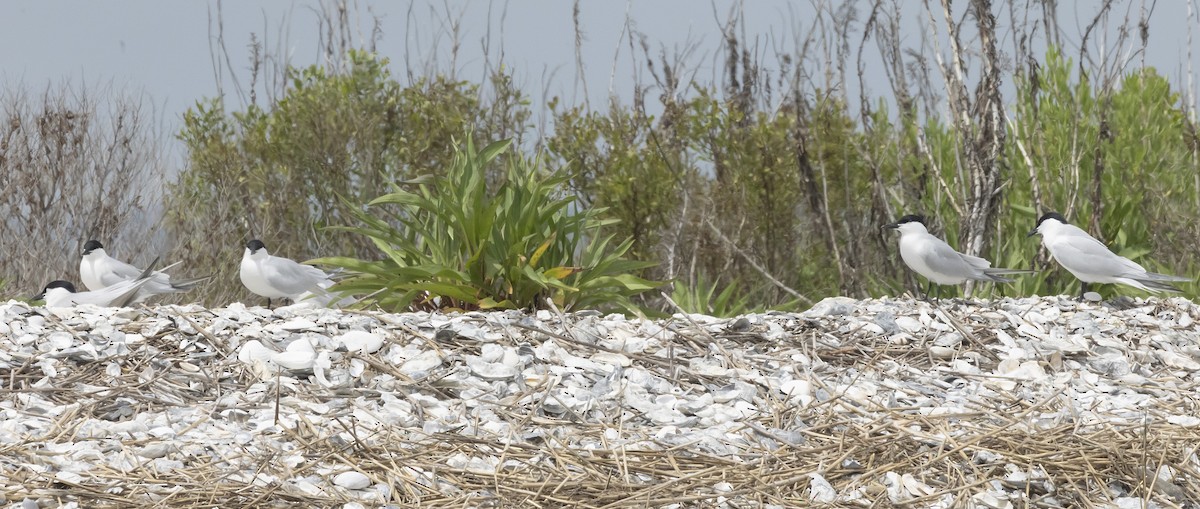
<box><xmin>1</xmin><ymin>296</ymin><xmax>1199</xmax><ymax>508</ymax></box>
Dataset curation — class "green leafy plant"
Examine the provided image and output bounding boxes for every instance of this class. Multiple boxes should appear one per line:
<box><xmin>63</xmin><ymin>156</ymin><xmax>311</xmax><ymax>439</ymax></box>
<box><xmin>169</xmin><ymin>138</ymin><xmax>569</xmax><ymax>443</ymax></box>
<box><xmin>314</xmin><ymin>137</ymin><xmax>661</xmax><ymax>313</ymax></box>
<box><xmin>669</xmin><ymin>276</ymin><xmax>754</xmax><ymax>317</ymax></box>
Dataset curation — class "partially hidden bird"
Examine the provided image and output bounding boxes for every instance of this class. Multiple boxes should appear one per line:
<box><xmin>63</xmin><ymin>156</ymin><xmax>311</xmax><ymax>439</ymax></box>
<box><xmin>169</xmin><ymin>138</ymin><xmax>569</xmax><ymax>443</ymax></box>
<box><xmin>80</xmin><ymin>240</ymin><xmax>209</xmax><ymax>303</ymax></box>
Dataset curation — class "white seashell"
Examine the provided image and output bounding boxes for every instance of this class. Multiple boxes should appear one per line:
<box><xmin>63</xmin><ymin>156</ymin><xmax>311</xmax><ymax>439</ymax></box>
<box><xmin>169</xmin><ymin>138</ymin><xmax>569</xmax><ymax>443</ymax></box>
<box><xmin>333</xmin><ymin>471</ymin><xmax>371</xmax><ymax>490</ymax></box>
<box><xmin>336</xmin><ymin>330</ymin><xmax>384</xmax><ymax>354</ymax></box>
<box><xmin>293</xmin><ymin>479</ymin><xmax>325</xmax><ymax>496</ymax></box>
<box><xmin>688</xmin><ymin>358</ymin><xmax>730</xmax><ymax>377</ymax></box>
<box><xmin>312</xmin><ymin>351</ymin><xmax>336</xmax><ymax>387</ymax></box>
<box><xmin>932</xmin><ymin>332</ymin><xmax>961</xmax><ymax>348</ymax></box>
<box><xmin>723</xmin><ymin>381</ymin><xmax>760</xmax><ymax>403</ymax></box>
<box><xmin>47</xmin><ymin>331</ymin><xmax>74</xmax><ymax>351</ymax></box>
<box><xmin>138</xmin><ymin>443</ymin><xmax>173</xmax><ymax>459</ymax></box>
<box><xmin>274</xmin><ymin>318</ymin><xmax>318</xmax><ymax>331</ymax></box>
<box><xmin>400</xmin><ymin>350</ymin><xmax>443</xmax><ymax>373</ymax></box>
<box><xmin>970</xmin><ymin>491</ymin><xmax>1014</xmax><ymax>509</ymax></box>
<box><xmin>841</xmin><ymin>382</ymin><xmax>877</xmax><ymax>403</ymax></box>
<box><xmin>1159</xmin><ymin>351</ymin><xmax>1200</xmax><ymax>370</ymax></box>
<box><xmin>861</xmin><ymin>322</ymin><xmax>885</xmax><ymax>335</ymax></box>
<box><xmin>38</xmin><ymin>359</ymin><xmax>59</xmax><ymax>378</ymax></box>
<box><xmin>467</xmin><ymin>357</ymin><xmax>517</xmax><ymax>380</ymax></box>
<box><xmin>894</xmin><ymin>316</ymin><xmax>923</xmax><ymax>333</ymax></box>
<box><xmin>1167</xmin><ymin>415</ymin><xmax>1200</xmax><ymax>427</ymax></box>
<box><xmin>779</xmin><ymin>380</ymin><xmax>813</xmax><ymax>406</ymax></box>
<box><xmin>997</xmin><ymin>359</ymin><xmax>1046</xmax><ymax>380</ymax></box>
<box><xmin>809</xmin><ymin>473</ymin><xmax>837</xmax><ymax>503</ymax></box>
<box><xmin>803</xmin><ymin>297</ymin><xmax>857</xmax><ymax>317</ymax></box>
<box><xmin>273</xmin><ymin>350</ymin><xmax>316</xmax><ymax>370</ymax></box>
<box><xmin>237</xmin><ymin>340</ymin><xmax>275</xmax><ymax>365</ymax></box>
<box><xmin>56</xmin><ymin>471</ymin><xmax>85</xmax><ymax>484</ymax></box>
<box><xmin>479</xmin><ymin>343</ymin><xmax>505</xmax><ymax>362</ymax></box>
<box><xmin>286</xmin><ymin>338</ymin><xmax>316</xmax><ymax>354</ymax></box>
<box><xmin>590</xmin><ymin>351</ymin><xmax>631</xmax><ymax>367</ymax></box>
<box><xmin>928</xmin><ymin>346</ymin><xmax>956</xmax><ymax>358</ymax></box>
<box><xmin>901</xmin><ymin>473</ymin><xmax>935</xmax><ymax>497</ymax></box>
<box><xmin>348</xmin><ymin>359</ymin><xmax>366</xmax><ymax>378</ymax></box>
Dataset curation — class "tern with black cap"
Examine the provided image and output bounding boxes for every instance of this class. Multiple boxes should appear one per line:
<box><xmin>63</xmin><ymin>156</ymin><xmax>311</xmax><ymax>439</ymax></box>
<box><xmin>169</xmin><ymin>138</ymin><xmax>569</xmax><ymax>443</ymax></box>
<box><xmin>884</xmin><ymin>214</ymin><xmax>1033</xmax><ymax>301</ymax></box>
<box><xmin>240</xmin><ymin>239</ymin><xmax>339</xmax><ymax>308</ymax></box>
<box><xmin>1028</xmin><ymin>212</ymin><xmax>1190</xmax><ymax>299</ymax></box>
<box><xmin>37</xmin><ymin>257</ymin><xmax>170</xmax><ymax>308</ymax></box>
<box><xmin>80</xmin><ymin>240</ymin><xmax>208</xmax><ymax>302</ymax></box>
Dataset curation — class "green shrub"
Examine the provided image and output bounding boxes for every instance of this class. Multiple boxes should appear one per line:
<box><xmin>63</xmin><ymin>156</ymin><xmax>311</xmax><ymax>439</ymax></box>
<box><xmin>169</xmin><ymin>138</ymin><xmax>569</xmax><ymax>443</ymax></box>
<box><xmin>313</xmin><ymin>137</ymin><xmax>661</xmax><ymax>313</ymax></box>
<box><xmin>166</xmin><ymin>51</ymin><xmax>532</xmax><ymax>305</ymax></box>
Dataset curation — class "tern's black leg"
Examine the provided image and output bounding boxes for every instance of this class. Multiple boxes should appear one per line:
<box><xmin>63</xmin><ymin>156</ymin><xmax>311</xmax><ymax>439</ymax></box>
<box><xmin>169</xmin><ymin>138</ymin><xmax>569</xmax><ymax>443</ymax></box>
<box><xmin>268</xmin><ymin>298</ymin><xmax>274</xmax><ymax>309</ymax></box>
<box><xmin>924</xmin><ymin>280</ymin><xmax>942</xmax><ymax>303</ymax></box>
<box><xmin>1077</xmin><ymin>282</ymin><xmax>1090</xmax><ymax>302</ymax></box>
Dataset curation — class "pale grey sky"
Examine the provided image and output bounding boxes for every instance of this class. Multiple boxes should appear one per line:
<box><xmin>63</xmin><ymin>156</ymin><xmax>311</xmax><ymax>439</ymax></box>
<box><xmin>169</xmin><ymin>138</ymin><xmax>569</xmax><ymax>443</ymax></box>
<box><xmin>2</xmin><ymin>1</ymin><xmax>1198</xmax><ymax>138</ymax></box>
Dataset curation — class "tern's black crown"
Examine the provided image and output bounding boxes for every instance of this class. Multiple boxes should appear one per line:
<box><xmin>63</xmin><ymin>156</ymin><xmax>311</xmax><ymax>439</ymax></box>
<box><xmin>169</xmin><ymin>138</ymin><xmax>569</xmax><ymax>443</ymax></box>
<box><xmin>1035</xmin><ymin>212</ymin><xmax>1068</xmax><ymax>227</ymax></box>
<box><xmin>43</xmin><ymin>280</ymin><xmax>77</xmax><ymax>293</ymax></box>
<box><xmin>83</xmin><ymin>240</ymin><xmax>103</xmax><ymax>254</ymax></box>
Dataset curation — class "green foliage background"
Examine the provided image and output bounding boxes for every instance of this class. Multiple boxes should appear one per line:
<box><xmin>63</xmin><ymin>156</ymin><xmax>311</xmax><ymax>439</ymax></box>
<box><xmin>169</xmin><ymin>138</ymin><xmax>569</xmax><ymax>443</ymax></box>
<box><xmin>163</xmin><ymin>43</ymin><xmax>1200</xmax><ymax>313</ymax></box>
<box><xmin>0</xmin><ymin>5</ymin><xmax>1192</xmax><ymax>315</ymax></box>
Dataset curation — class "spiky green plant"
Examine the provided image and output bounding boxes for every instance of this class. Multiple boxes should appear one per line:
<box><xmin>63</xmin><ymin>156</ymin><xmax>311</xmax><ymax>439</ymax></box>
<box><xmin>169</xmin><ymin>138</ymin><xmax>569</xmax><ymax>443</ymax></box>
<box><xmin>314</xmin><ymin>137</ymin><xmax>661</xmax><ymax>313</ymax></box>
<box><xmin>669</xmin><ymin>276</ymin><xmax>754</xmax><ymax>317</ymax></box>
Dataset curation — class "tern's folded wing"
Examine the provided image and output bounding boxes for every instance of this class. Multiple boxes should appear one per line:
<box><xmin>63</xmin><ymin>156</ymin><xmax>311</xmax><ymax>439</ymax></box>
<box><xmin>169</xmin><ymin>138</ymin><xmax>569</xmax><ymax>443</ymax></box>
<box><xmin>1048</xmin><ymin>234</ymin><xmax>1146</xmax><ymax>276</ymax></box>
<box><xmin>919</xmin><ymin>239</ymin><xmax>980</xmax><ymax>279</ymax></box>
<box><xmin>263</xmin><ymin>258</ymin><xmax>330</xmax><ymax>296</ymax></box>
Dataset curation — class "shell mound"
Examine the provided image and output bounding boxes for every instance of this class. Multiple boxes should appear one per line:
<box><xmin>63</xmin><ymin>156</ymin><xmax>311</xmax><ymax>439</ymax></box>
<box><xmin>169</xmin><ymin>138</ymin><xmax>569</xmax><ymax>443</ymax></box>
<box><xmin>2</xmin><ymin>296</ymin><xmax>1198</xmax><ymax>507</ymax></box>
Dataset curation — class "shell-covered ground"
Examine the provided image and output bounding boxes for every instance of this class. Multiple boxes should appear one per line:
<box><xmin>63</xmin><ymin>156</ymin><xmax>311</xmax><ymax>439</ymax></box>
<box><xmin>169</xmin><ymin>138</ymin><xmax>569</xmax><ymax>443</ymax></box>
<box><xmin>2</xmin><ymin>296</ymin><xmax>1200</xmax><ymax>508</ymax></box>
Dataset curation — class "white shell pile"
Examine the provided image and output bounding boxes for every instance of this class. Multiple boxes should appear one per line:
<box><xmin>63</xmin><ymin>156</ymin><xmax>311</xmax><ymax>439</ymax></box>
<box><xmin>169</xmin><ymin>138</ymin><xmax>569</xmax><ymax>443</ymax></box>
<box><xmin>2</xmin><ymin>296</ymin><xmax>1200</xmax><ymax>507</ymax></box>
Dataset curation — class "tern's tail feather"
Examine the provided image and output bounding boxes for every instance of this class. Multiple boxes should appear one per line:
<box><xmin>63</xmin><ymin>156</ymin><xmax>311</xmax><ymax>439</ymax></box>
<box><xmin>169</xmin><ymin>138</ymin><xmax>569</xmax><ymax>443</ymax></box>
<box><xmin>169</xmin><ymin>275</ymin><xmax>212</xmax><ymax>291</ymax></box>
<box><xmin>984</xmin><ymin>268</ymin><xmax>1037</xmax><ymax>275</ymax></box>
<box><xmin>978</xmin><ymin>268</ymin><xmax>1036</xmax><ymax>283</ymax></box>
<box><xmin>1132</xmin><ymin>278</ymin><xmax>1185</xmax><ymax>293</ymax></box>
<box><xmin>1138</xmin><ymin>271</ymin><xmax>1192</xmax><ymax>283</ymax></box>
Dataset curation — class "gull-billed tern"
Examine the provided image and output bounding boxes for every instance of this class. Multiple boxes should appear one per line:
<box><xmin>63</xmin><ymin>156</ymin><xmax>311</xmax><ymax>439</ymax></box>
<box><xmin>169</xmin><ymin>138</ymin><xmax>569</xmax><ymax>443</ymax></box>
<box><xmin>36</xmin><ymin>257</ymin><xmax>168</xmax><ymax>308</ymax></box>
<box><xmin>884</xmin><ymin>214</ymin><xmax>1032</xmax><ymax>300</ymax></box>
<box><xmin>1028</xmin><ymin>212</ymin><xmax>1190</xmax><ymax>299</ymax></box>
<box><xmin>240</xmin><ymin>239</ymin><xmax>338</xmax><ymax>308</ymax></box>
<box><xmin>80</xmin><ymin>240</ymin><xmax>208</xmax><ymax>302</ymax></box>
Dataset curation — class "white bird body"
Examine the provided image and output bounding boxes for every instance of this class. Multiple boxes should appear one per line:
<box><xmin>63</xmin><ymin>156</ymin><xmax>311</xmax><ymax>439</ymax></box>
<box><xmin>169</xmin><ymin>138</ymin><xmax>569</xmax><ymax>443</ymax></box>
<box><xmin>36</xmin><ymin>278</ymin><xmax>154</xmax><ymax>309</ymax></box>
<box><xmin>896</xmin><ymin>227</ymin><xmax>997</xmax><ymax>284</ymax></box>
<box><xmin>1031</xmin><ymin>213</ymin><xmax>1189</xmax><ymax>294</ymax></box>
<box><xmin>885</xmin><ymin>215</ymin><xmax>1031</xmax><ymax>299</ymax></box>
<box><xmin>888</xmin><ymin>216</ymin><xmax>1028</xmax><ymax>283</ymax></box>
<box><xmin>240</xmin><ymin>239</ymin><xmax>336</xmax><ymax>305</ymax></box>
<box><xmin>80</xmin><ymin>241</ymin><xmax>206</xmax><ymax>302</ymax></box>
